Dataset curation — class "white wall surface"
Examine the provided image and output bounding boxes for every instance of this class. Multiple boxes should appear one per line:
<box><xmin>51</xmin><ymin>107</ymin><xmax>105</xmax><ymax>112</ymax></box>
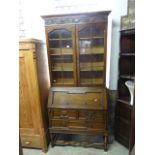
<box><xmin>19</xmin><ymin>0</ymin><xmax>128</xmax><ymax>90</ymax></box>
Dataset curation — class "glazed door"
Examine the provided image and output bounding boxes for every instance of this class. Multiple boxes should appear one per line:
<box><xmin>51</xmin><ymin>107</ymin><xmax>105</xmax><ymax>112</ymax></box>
<box><xmin>76</xmin><ymin>23</ymin><xmax>106</xmax><ymax>86</ymax></box>
<box><xmin>46</xmin><ymin>25</ymin><xmax>77</xmax><ymax>86</ymax></box>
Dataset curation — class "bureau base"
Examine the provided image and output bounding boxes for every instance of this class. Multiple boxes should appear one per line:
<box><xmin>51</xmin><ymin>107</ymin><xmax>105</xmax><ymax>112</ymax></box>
<box><xmin>47</xmin><ymin>87</ymin><xmax>108</xmax><ymax>151</ymax></box>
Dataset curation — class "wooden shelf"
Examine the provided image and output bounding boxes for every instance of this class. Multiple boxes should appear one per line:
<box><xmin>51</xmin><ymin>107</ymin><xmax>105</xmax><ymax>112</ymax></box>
<box><xmin>79</xmin><ymin>36</ymin><xmax>104</xmax><ymax>40</ymax></box>
<box><xmin>52</xmin><ymin>68</ymin><xmax>73</xmax><ymax>71</ymax></box>
<box><xmin>53</xmin><ymin>63</ymin><xmax>73</xmax><ymax>66</ymax></box>
<box><xmin>80</xmin><ymin>47</ymin><xmax>104</xmax><ymax>55</ymax></box>
<box><xmin>52</xmin><ymin>78</ymin><xmax>74</xmax><ymax>85</ymax></box>
<box><xmin>121</xmin><ymin>53</ymin><xmax>135</xmax><ymax>56</ymax></box>
<box><xmin>49</xmin><ymin>38</ymin><xmax>72</xmax><ymax>41</ymax></box>
<box><xmin>80</xmin><ymin>78</ymin><xmax>103</xmax><ymax>85</ymax></box>
<box><xmin>80</xmin><ymin>62</ymin><xmax>104</xmax><ymax>71</ymax></box>
<box><xmin>80</xmin><ymin>62</ymin><xmax>104</xmax><ymax>68</ymax></box>
<box><xmin>54</xmin><ymin>140</ymin><xmax>104</xmax><ymax>149</ymax></box>
<box><xmin>80</xmin><ymin>66</ymin><xmax>104</xmax><ymax>71</ymax></box>
<box><xmin>120</xmin><ymin>75</ymin><xmax>135</xmax><ymax>80</ymax></box>
<box><xmin>120</xmin><ymin>29</ymin><xmax>135</xmax><ymax>36</ymax></box>
<box><xmin>49</xmin><ymin>48</ymin><xmax>73</xmax><ymax>56</ymax></box>
<box><xmin>52</xmin><ymin>63</ymin><xmax>73</xmax><ymax>71</ymax></box>
<box><xmin>117</xmin><ymin>97</ymin><xmax>131</xmax><ymax>105</ymax></box>
<box><xmin>50</xmin><ymin>53</ymin><xmax>73</xmax><ymax>56</ymax></box>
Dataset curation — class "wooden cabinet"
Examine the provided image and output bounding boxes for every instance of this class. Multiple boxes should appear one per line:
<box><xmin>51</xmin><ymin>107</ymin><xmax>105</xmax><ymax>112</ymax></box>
<box><xmin>48</xmin><ymin>87</ymin><xmax>108</xmax><ymax>150</ymax></box>
<box><xmin>115</xmin><ymin>29</ymin><xmax>135</xmax><ymax>148</ymax></box>
<box><xmin>42</xmin><ymin>11</ymin><xmax>110</xmax><ymax>150</ymax></box>
<box><xmin>42</xmin><ymin>11</ymin><xmax>109</xmax><ymax>87</ymax></box>
<box><xmin>19</xmin><ymin>39</ymin><xmax>50</xmax><ymax>152</ymax></box>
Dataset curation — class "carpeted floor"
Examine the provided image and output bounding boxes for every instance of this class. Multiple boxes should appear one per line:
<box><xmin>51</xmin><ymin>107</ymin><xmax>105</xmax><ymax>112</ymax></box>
<box><xmin>23</xmin><ymin>141</ymin><xmax>128</xmax><ymax>155</ymax></box>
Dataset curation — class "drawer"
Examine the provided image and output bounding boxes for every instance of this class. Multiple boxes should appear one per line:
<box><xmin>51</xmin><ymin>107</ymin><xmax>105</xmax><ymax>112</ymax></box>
<box><xmin>49</xmin><ymin>109</ymin><xmax>77</xmax><ymax>119</ymax></box>
<box><xmin>78</xmin><ymin>110</ymin><xmax>105</xmax><ymax>121</ymax></box>
<box><xmin>68</xmin><ymin>120</ymin><xmax>86</xmax><ymax>129</ymax></box>
<box><xmin>50</xmin><ymin>119</ymin><xmax>68</xmax><ymax>127</ymax></box>
<box><xmin>50</xmin><ymin>119</ymin><xmax>86</xmax><ymax>129</ymax></box>
<box><xmin>21</xmin><ymin>135</ymin><xmax>41</xmax><ymax>148</ymax></box>
<box><xmin>79</xmin><ymin>111</ymin><xmax>105</xmax><ymax>121</ymax></box>
<box><xmin>86</xmin><ymin>122</ymin><xmax>106</xmax><ymax>130</ymax></box>
<box><xmin>52</xmin><ymin>92</ymin><xmax>104</xmax><ymax>110</ymax></box>
<box><xmin>50</xmin><ymin>119</ymin><xmax>106</xmax><ymax>130</ymax></box>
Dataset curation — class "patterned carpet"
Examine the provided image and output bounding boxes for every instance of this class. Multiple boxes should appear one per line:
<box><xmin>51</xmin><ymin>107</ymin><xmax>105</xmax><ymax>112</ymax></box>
<box><xmin>23</xmin><ymin>141</ymin><xmax>128</xmax><ymax>155</ymax></box>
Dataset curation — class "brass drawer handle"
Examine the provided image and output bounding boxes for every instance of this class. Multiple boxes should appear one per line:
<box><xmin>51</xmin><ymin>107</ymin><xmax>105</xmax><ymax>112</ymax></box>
<box><xmin>25</xmin><ymin>141</ymin><xmax>31</xmax><ymax>145</ymax></box>
<box><xmin>94</xmin><ymin>98</ymin><xmax>98</xmax><ymax>102</ymax></box>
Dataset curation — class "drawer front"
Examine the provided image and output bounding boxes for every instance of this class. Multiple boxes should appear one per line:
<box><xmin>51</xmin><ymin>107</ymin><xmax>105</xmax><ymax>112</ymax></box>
<box><xmin>49</xmin><ymin>109</ymin><xmax>106</xmax><ymax>122</ymax></box>
<box><xmin>50</xmin><ymin>119</ymin><xmax>68</xmax><ymax>127</ymax></box>
<box><xmin>50</xmin><ymin>119</ymin><xmax>106</xmax><ymax>130</ymax></box>
<box><xmin>50</xmin><ymin>119</ymin><xmax>86</xmax><ymax>129</ymax></box>
<box><xmin>21</xmin><ymin>135</ymin><xmax>41</xmax><ymax>148</ymax></box>
<box><xmin>52</xmin><ymin>92</ymin><xmax>104</xmax><ymax>110</ymax></box>
<box><xmin>68</xmin><ymin>120</ymin><xmax>86</xmax><ymax>129</ymax></box>
<box><xmin>78</xmin><ymin>110</ymin><xmax>105</xmax><ymax>121</ymax></box>
<box><xmin>49</xmin><ymin>109</ymin><xmax>77</xmax><ymax>120</ymax></box>
<box><xmin>86</xmin><ymin>122</ymin><xmax>106</xmax><ymax>130</ymax></box>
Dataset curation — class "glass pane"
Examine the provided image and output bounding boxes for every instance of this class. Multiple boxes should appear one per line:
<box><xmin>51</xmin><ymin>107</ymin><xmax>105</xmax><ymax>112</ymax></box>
<box><xmin>63</xmin><ymin>71</ymin><xmax>74</xmax><ymax>85</ymax></box>
<box><xmin>49</xmin><ymin>40</ymin><xmax>59</xmax><ymax>48</ymax></box>
<box><xmin>48</xmin><ymin>28</ymin><xmax>75</xmax><ymax>86</ymax></box>
<box><xmin>78</xmin><ymin>25</ymin><xmax>104</xmax><ymax>86</ymax></box>
<box><xmin>79</xmin><ymin>27</ymin><xmax>91</xmax><ymax>38</ymax></box>
<box><xmin>61</xmin><ymin>55</ymin><xmax>73</xmax><ymax>71</ymax></box>
<box><xmin>80</xmin><ymin>71</ymin><xmax>103</xmax><ymax>85</ymax></box>
<box><xmin>48</xmin><ymin>30</ymin><xmax>60</xmax><ymax>39</ymax></box>
<box><xmin>51</xmin><ymin>56</ymin><xmax>62</xmax><ymax>72</ymax></box>
<box><xmin>61</xmin><ymin>29</ymin><xmax>71</xmax><ymax>38</ymax></box>
<box><xmin>79</xmin><ymin>39</ymin><xmax>91</xmax><ymax>48</ymax></box>
<box><xmin>92</xmin><ymin>27</ymin><xmax>104</xmax><ymax>37</ymax></box>
<box><xmin>92</xmin><ymin>38</ymin><xmax>104</xmax><ymax>47</ymax></box>
<box><xmin>61</xmin><ymin>40</ymin><xmax>72</xmax><ymax>48</ymax></box>
<box><xmin>52</xmin><ymin>72</ymin><xmax>63</xmax><ymax>85</ymax></box>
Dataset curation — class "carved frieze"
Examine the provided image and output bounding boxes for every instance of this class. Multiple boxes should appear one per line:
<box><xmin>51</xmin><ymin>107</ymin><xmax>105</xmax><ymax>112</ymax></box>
<box><xmin>42</xmin><ymin>11</ymin><xmax>110</xmax><ymax>26</ymax></box>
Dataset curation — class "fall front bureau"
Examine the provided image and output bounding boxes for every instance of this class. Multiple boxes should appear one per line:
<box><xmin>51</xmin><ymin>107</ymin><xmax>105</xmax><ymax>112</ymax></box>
<box><xmin>47</xmin><ymin>87</ymin><xmax>108</xmax><ymax>150</ymax></box>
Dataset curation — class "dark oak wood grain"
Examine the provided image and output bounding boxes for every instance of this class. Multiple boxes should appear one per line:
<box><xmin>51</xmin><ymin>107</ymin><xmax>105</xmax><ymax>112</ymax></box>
<box><xmin>47</xmin><ymin>87</ymin><xmax>108</xmax><ymax>150</ymax></box>
<box><xmin>115</xmin><ymin>29</ymin><xmax>135</xmax><ymax>148</ymax></box>
<box><xmin>42</xmin><ymin>12</ymin><xmax>109</xmax><ymax>87</ymax></box>
<box><xmin>42</xmin><ymin>12</ymin><xmax>110</xmax><ymax>151</ymax></box>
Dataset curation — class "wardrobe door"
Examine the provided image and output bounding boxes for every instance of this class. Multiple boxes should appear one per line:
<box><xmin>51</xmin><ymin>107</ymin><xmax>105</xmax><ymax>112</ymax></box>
<box><xmin>19</xmin><ymin>50</ymin><xmax>46</xmax><ymax>151</ymax></box>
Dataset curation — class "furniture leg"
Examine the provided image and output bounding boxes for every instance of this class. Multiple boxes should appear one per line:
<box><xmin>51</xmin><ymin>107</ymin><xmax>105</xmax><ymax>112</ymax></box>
<box><xmin>50</xmin><ymin>133</ymin><xmax>54</xmax><ymax>147</ymax></box>
<box><xmin>104</xmin><ymin>136</ymin><xmax>108</xmax><ymax>151</ymax></box>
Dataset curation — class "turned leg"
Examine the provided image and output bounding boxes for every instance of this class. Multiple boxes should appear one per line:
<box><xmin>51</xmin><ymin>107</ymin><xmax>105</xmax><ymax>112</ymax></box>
<box><xmin>104</xmin><ymin>136</ymin><xmax>108</xmax><ymax>151</ymax></box>
<box><xmin>50</xmin><ymin>133</ymin><xmax>54</xmax><ymax>147</ymax></box>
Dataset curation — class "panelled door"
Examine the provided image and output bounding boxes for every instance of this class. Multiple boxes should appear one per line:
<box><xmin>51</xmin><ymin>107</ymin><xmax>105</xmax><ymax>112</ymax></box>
<box><xmin>46</xmin><ymin>25</ymin><xmax>77</xmax><ymax>86</ymax></box>
<box><xmin>19</xmin><ymin>50</ymin><xmax>45</xmax><ymax>149</ymax></box>
<box><xmin>76</xmin><ymin>23</ymin><xmax>107</xmax><ymax>86</ymax></box>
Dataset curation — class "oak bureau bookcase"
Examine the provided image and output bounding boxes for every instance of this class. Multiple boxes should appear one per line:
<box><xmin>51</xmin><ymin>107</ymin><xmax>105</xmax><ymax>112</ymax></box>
<box><xmin>42</xmin><ymin>11</ymin><xmax>110</xmax><ymax>151</ymax></box>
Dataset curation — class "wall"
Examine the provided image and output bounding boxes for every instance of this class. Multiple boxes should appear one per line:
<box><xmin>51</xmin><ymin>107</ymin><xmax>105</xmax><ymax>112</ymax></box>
<box><xmin>19</xmin><ymin>0</ymin><xmax>128</xmax><ymax>90</ymax></box>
